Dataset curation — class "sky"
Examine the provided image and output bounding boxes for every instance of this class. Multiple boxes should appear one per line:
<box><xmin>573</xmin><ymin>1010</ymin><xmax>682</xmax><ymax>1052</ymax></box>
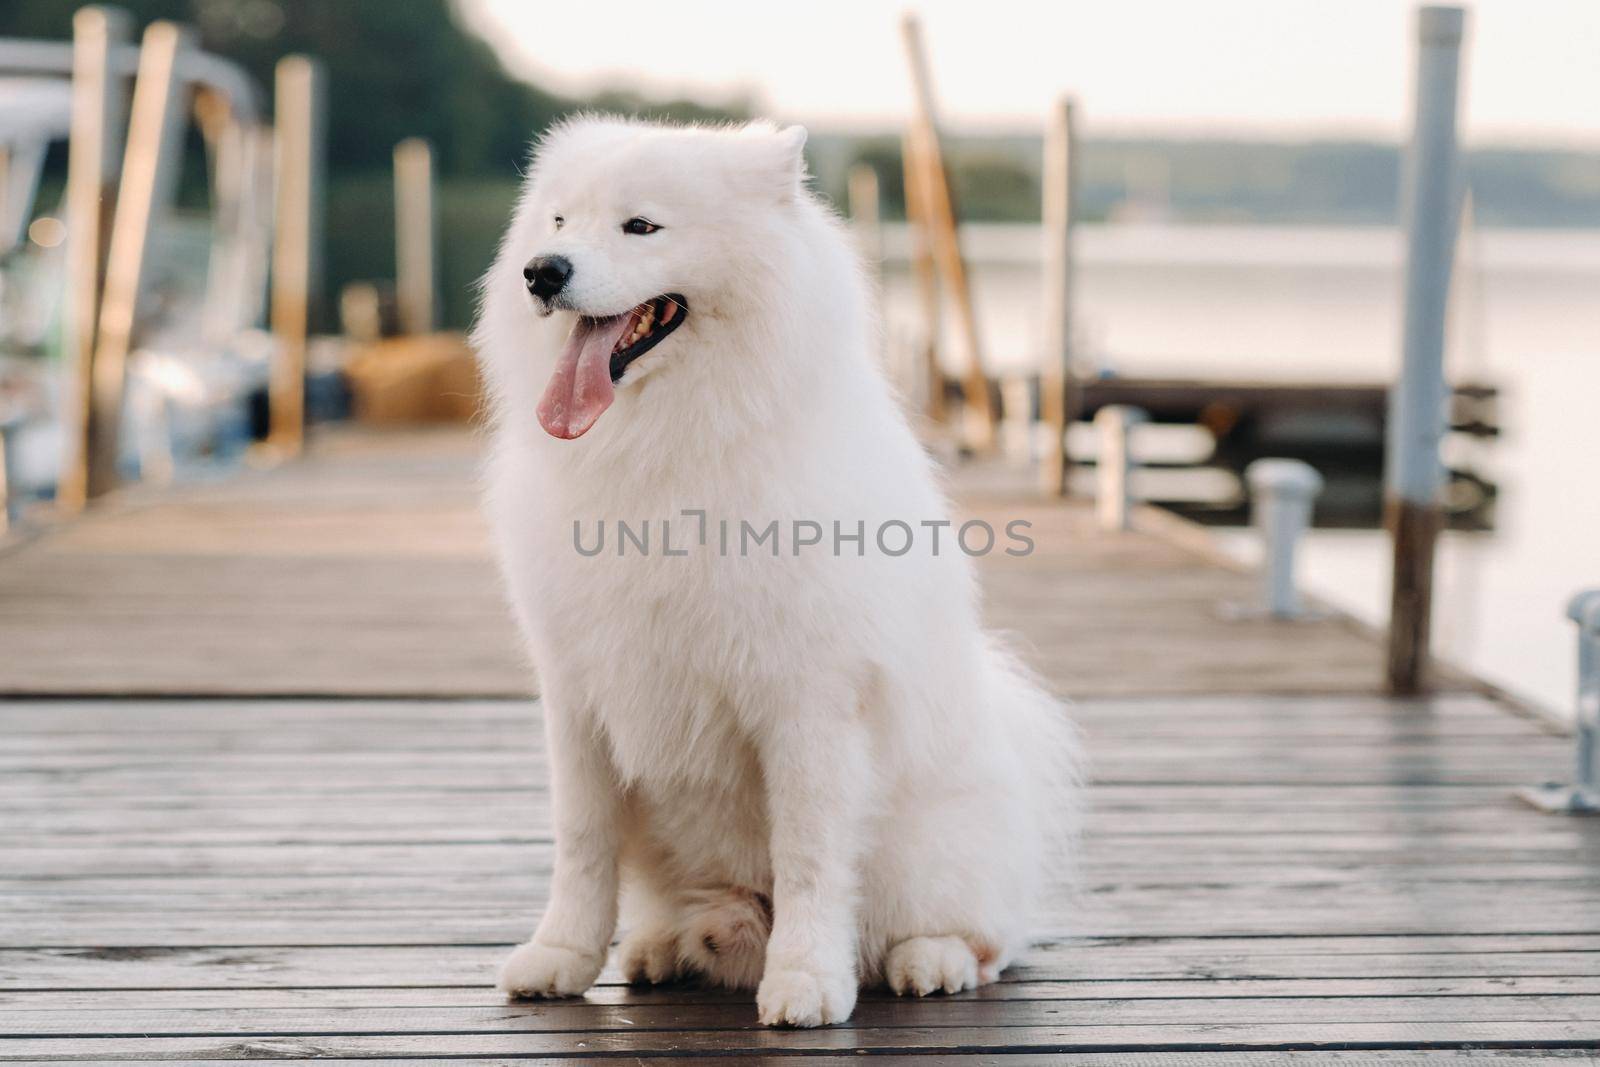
<box><xmin>459</xmin><ymin>0</ymin><xmax>1600</xmax><ymax>145</ymax></box>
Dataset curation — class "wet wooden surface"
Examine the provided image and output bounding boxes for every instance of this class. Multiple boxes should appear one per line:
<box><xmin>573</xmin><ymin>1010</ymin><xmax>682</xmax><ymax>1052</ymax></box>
<box><xmin>2</xmin><ymin>427</ymin><xmax>1593</xmax><ymax>1061</ymax></box>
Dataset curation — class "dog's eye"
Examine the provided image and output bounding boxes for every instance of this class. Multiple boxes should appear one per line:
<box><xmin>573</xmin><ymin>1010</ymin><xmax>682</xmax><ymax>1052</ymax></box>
<box><xmin>622</xmin><ymin>217</ymin><xmax>659</xmax><ymax>236</ymax></box>
<box><xmin>552</xmin><ymin>215</ymin><xmax>564</xmax><ymax>230</ymax></box>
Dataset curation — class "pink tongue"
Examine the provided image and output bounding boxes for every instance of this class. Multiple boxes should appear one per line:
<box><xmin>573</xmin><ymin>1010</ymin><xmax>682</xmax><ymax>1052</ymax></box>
<box><xmin>536</xmin><ymin>314</ymin><xmax>632</xmax><ymax>439</ymax></box>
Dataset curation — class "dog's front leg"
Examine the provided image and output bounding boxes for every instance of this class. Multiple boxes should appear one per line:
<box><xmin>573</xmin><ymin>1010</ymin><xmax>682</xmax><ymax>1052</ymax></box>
<box><xmin>498</xmin><ymin>698</ymin><xmax>619</xmax><ymax>999</ymax></box>
<box><xmin>754</xmin><ymin>691</ymin><xmax>869</xmax><ymax>1027</ymax></box>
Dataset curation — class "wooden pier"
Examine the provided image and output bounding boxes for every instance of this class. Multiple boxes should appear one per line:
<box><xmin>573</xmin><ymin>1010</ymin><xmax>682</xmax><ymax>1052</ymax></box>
<box><xmin>3</xmin><ymin>427</ymin><xmax>1598</xmax><ymax>1062</ymax></box>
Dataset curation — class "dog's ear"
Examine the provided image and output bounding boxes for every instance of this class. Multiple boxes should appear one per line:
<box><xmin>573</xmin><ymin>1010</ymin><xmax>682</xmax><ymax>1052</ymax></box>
<box><xmin>741</xmin><ymin>124</ymin><xmax>808</xmax><ymax>203</ymax></box>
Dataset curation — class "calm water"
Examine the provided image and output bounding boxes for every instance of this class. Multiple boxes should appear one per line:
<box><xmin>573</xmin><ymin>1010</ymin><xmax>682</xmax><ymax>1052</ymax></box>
<box><xmin>879</xmin><ymin>223</ymin><xmax>1600</xmax><ymax>717</ymax></box>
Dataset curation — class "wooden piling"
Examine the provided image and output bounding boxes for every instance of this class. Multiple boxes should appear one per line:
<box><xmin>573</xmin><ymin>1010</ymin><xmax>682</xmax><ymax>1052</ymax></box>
<box><xmin>1385</xmin><ymin>6</ymin><xmax>1466</xmax><ymax>694</ymax></box>
<box><xmin>393</xmin><ymin>137</ymin><xmax>437</xmax><ymax>336</ymax></box>
<box><xmin>900</xmin><ymin>128</ymin><xmax>945</xmax><ymax>423</ymax></box>
<box><xmin>56</xmin><ymin>6</ymin><xmax>131</xmax><ymax>511</ymax></box>
<box><xmin>1038</xmin><ymin>97</ymin><xmax>1080</xmax><ymax>497</ymax></box>
<box><xmin>268</xmin><ymin>55</ymin><xmax>325</xmax><ymax>456</ymax></box>
<box><xmin>847</xmin><ymin>163</ymin><xmax>881</xmax><ymax>268</ymax></box>
<box><xmin>84</xmin><ymin>20</ymin><xmax>191</xmax><ymax>499</ymax></box>
<box><xmin>899</xmin><ymin>14</ymin><xmax>994</xmax><ymax>452</ymax></box>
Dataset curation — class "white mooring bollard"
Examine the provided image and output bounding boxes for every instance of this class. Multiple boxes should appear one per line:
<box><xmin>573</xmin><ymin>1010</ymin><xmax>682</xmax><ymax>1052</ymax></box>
<box><xmin>1518</xmin><ymin>590</ymin><xmax>1600</xmax><ymax>814</ymax></box>
<box><xmin>1095</xmin><ymin>406</ymin><xmax>1147</xmax><ymax>532</ymax></box>
<box><xmin>1246</xmin><ymin>459</ymin><xmax>1324</xmax><ymax>619</ymax></box>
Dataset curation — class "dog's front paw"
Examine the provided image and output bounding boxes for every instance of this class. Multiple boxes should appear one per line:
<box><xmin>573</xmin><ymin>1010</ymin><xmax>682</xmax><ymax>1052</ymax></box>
<box><xmin>756</xmin><ymin>965</ymin><xmax>857</xmax><ymax>1027</ymax></box>
<box><xmin>497</xmin><ymin>941</ymin><xmax>604</xmax><ymax>999</ymax></box>
<box><xmin>618</xmin><ymin>925</ymin><xmax>680</xmax><ymax>986</ymax></box>
<box><xmin>886</xmin><ymin>935</ymin><xmax>980</xmax><ymax>996</ymax></box>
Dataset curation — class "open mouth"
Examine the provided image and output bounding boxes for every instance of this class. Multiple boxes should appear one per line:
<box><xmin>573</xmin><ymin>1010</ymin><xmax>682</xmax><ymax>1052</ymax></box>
<box><xmin>535</xmin><ymin>293</ymin><xmax>689</xmax><ymax>440</ymax></box>
<box><xmin>605</xmin><ymin>294</ymin><xmax>689</xmax><ymax>383</ymax></box>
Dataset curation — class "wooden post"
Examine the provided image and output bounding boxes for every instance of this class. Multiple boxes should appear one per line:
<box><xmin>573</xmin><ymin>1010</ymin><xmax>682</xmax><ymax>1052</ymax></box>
<box><xmin>1385</xmin><ymin>6</ymin><xmax>1466</xmax><ymax>694</ymax></box>
<box><xmin>57</xmin><ymin>5</ymin><xmax>131</xmax><ymax>512</ymax></box>
<box><xmin>85</xmin><ymin>20</ymin><xmax>192</xmax><ymax>499</ymax></box>
<box><xmin>847</xmin><ymin>163</ymin><xmax>881</xmax><ymax>267</ymax></box>
<box><xmin>393</xmin><ymin>137</ymin><xmax>437</xmax><ymax>336</ymax></box>
<box><xmin>900</xmin><ymin>128</ymin><xmax>945</xmax><ymax>422</ymax></box>
<box><xmin>1038</xmin><ymin>97</ymin><xmax>1080</xmax><ymax>497</ymax></box>
<box><xmin>269</xmin><ymin>55</ymin><xmax>325</xmax><ymax>456</ymax></box>
<box><xmin>847</xmin><ymin>163</ymin><xmax>885</xmax><ymax>376</ymax></box>
<box><xmin>899</xmin><ymin>13</ymin><xmax>994</xmax><ymax>452</ymax></box>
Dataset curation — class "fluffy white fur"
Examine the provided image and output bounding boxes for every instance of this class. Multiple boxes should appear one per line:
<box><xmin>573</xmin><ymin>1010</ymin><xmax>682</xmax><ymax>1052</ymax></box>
<box><xmin>472</xmin><ymin>116</ymin><xmax>1080</xmax><ymax>1028</ymax></box>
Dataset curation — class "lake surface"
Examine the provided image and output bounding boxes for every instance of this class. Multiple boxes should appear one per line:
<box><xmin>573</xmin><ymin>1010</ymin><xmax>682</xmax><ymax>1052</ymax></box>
<box><xmin>878</xmin><ymin>222</ymin><xmax>1600</xmax><ymax>717</ymax></box>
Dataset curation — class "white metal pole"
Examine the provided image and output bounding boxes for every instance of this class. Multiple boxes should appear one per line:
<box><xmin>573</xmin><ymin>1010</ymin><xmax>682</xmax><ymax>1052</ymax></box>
<box><xmin>1385</xmin><ymin>5</ymin><xmax>1466</xmax><ymax>693</ymax></box>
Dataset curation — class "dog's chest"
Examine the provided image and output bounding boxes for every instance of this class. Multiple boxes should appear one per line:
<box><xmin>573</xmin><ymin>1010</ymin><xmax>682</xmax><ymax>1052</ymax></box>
<box><xmin>543</xmin><ymin>554</ymin><xmax>772</xmax><ymax>785</ymax></box>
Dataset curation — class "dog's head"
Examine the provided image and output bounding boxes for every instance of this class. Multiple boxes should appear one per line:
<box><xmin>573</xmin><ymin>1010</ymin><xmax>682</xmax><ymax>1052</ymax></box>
<box><xmin>484</xmin><ymin>117</ymin><xmax>809</xmax><ymax>440</ymax></box>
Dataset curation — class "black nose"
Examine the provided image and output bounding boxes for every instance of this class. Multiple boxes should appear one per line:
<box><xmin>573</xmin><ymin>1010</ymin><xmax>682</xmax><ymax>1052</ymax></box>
<box><xmin>524</xmin><ymin>255</ymin><xmax>572</xmax><ymax>300</ymax></box>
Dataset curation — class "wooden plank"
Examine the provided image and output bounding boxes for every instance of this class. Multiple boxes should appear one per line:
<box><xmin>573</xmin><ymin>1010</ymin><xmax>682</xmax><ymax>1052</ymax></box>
<box><xmin>11</xmin><ymin>995</ymin><xmax>1600</xmax><ymax>1038</ymax></box>
<box><xmin>0</xmin><ymin>691</ymin><xmax>1531</xmax><ymax>733</ymax></box>
<box><xmin>7</xmin><ymin>1020</ymin><xmax>1600</xmax><ymax>1059</ymax></box>
<box><xmin>5</xmin><ymin>806</ymin><xmax>1588</xmax><ymax>847</ymax></box>
<box><xmin>10</xmin><ymin>934</ymin><xmax>1600</xmax><ymax>989</ymax></box>
<box><xmin>12</xmin><ymin>974</ymin><xmax>1600</xmax><ymax>1010</ymax></box>
<box><xmin>15</xmin><ymin>1057</ymin><xmax>1592</xmax><ymax>1067</ymax></box>
<box><xmin>16</xmin><ymin>890</ymin><xmax>1600</xmax><ymax>946</ymax></box>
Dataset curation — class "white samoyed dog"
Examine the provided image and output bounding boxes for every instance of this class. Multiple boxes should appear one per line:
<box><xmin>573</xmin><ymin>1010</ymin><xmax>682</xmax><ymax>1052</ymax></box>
<box><xmin>472</xmin><ymin>116</ymin><xmax>1079</xmax><ymax>1027</ymax></box>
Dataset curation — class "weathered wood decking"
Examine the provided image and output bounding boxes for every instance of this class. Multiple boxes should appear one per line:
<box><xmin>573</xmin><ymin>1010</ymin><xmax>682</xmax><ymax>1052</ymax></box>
<box><xmin>3</xmin><ymin>428</ymin><xmax>1598</xmax><ymax>1062</ymax></box>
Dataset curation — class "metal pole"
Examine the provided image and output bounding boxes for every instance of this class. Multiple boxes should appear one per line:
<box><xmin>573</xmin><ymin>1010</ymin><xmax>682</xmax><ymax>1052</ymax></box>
<box><xmin>1095</xmin><ymin>405</ymin><xmax>1146</xmax><ymax>532</ymax></box>
<box><xmin>1385</xmin><ymin>5</ymin><xmax>1466</xmax><ymax>694</ymax></box>
<box><xmin>393</xmin><ymin>136</ymin><xmax>437</xmax><ymax>336</ymax></box>
<box><xmin>85</xmin><ymin>20</ymin><xmax>192</xmax><ymax>499</ymax></box>
<box><xmin>1038</xmin><ymin>96</ymin><xmax>1079</xmax><ymax>498</ymax></box>
<box><xmin>56</xmin><ymin>5</ymin><xmax>131</xmax><ymax>512</ymax></box>
<box><xmin>269</xmin><ymin>55</ymin><xmax>325</xmax><ymax>456</ymax></box>
<box><xmin>1517</xmin><ymin>591</ymin><xmax>1600</xmax><ymax>814</ymax></box>
<box><xmin>1246</xmin><ymin>459</ymin><xmax>1324</xmax><ymax>619</ymax></box>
